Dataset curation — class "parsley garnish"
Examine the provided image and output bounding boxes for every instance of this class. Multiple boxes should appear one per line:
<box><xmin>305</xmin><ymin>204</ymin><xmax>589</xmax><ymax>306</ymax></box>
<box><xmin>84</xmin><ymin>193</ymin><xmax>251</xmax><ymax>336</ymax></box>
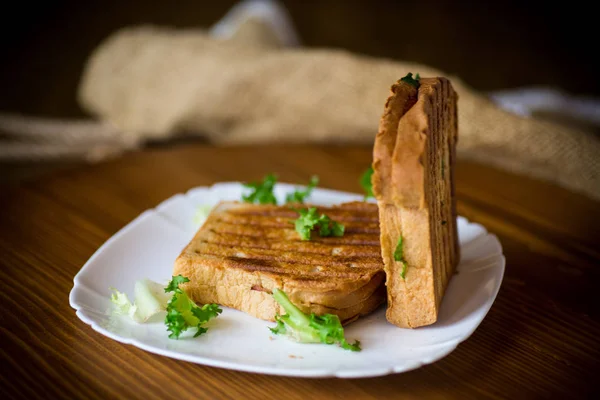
<box><xmin>400</xmin><ymin>72</ymin><xmax>420</xmax><ymax>88</ymax></box>
<box><xmin>165</xmin><ymin>275</ymin><xmax>189</xmax><ymax>293</ymax></box>
<box><xmin>394</xmin><ymin>236</ymin><xmax>408</xmax><ymax>279</ymax></box>
<box><xmin>269</xmin><ymin>288</ymin><xmax>361</xmax><ymax>351</ymax></box>
<box><xmin>242</xmin><ymin>174</ymin><xmax>278</xmax><ymax>205</ymax></box>
<box><xmin>360</xmin><ymin>166</ymin><xmax>374</xmax><ymax>199</ymax></box>
<box><xmin>164</xmin><ymin>275</ymin><xmax>222</xmax><ymax>339</ymax></box>
<box><xmin>286</xmin><ymin>175</ymin><xmax>319</xmax><ymax>204</ymax></box>
<box><xmin>293</xmin><ymin>207</ymin><xmax>345</xmax><ymax>241</ymax></box>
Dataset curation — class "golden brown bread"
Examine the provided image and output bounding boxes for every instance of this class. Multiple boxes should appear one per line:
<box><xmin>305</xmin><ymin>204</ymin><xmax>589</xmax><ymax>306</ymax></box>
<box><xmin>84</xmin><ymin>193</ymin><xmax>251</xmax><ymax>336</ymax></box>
<box><xmin>372</xmin><ymin>77</ymin><xmax>460</xmax><ymax>328</ymax></box>
<box><xmin>173</xmin><ymin>201</ymin><xmax>386</xmax><ymax>323</ymax></box>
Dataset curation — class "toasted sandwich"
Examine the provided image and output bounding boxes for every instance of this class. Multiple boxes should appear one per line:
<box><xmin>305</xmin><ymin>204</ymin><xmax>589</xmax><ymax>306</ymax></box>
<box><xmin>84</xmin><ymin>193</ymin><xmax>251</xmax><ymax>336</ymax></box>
<box><xmin>372</xmin><ymin>76</ymin><xmax>460</xmax><ymax>328</ymax></box>
<box><xmin>173</xmin><ymin>201</ymin><xmax>386</xmax><ymax>323</ymax></box>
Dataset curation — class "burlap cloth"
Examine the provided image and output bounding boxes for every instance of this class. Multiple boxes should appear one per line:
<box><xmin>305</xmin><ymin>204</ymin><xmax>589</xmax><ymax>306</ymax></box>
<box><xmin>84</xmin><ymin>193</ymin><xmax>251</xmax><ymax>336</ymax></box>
<box><xmin>1</xmin><ymin>3</ymin><xmax>599</xmax><ymax>200</ymax></box>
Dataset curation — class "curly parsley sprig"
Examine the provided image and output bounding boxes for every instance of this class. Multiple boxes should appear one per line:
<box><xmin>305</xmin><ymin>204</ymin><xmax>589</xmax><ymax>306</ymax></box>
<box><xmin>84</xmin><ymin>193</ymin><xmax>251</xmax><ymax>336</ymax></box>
<box><xmin>242</xmin><ymin>174</ymin><xmax>278</xmax><ymax>205</ymax></box>
<box><xmin>400</xmin><ymin>72</ymin><xmax>421</xmax><ymax>88</ymax></box>
<box><xmin>164</xmin><ymin>275</ymin><xmax>222</xmax><ymax>339</ymax></box>
<box><xmin>292</xmin><ymin>207</ymin><xmax>345</xmax><ymax>241</ymax></box>
<box><xmin>286</xmin><ymin>175</ymin><xmax>319</xmax><ymax>204</ymax></box>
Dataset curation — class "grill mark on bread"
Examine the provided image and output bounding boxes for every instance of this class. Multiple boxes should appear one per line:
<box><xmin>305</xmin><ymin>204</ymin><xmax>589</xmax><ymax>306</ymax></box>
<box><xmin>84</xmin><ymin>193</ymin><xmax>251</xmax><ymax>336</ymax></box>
<box><xmin>227</xmin><ymin>211</ymin><xmax>378</xmax><ymax>222</ymax></box>
<box><xmin>228</xmin><ymin>205</ymin><xmax>377</xmax><ymax>220</ymax></box>
<box><xmin>213</xmin><ymin>214</ymin><xmax>380</xmax><ymax>232</ymax></box>
<box><xmin>229</xmin><ymin>201</ymin><xmax>378</xmax><ymax>214</ymax></box>
<box><xmin>192</xmin><ymin>242</ymin><xmax>382</xmax><ymax>269</ymax></box>
<box><xmin>206</xmin><ymin>224</ymin><xmax>380</xmax><ymax>245</ymax></box>
<box><xmin>440</xmin><ymin>81</ymin><xmax>451</xmax><ymax>289</ymax></box>
<box><xmin>430</xmin><ymin>84</ymin><xmax>442</xmax><ymax>299</ymax></box>
<box><xmin>202</xmin><ymin>230</ymin><xmax>381</xmax><ymax>255</ymax></box>
<box><xmin>196</xmin><ymin>254</ymin><xmax>375</xmax><ymax>279</ymax></box>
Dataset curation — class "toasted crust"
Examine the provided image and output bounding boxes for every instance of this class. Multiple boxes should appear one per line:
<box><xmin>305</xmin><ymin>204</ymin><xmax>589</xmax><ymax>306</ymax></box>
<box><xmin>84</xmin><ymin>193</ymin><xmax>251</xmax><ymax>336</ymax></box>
<box><xmin>372</xmin><ymin>81</ymin><xmax>419</xmax><ymax>202</ymax></box>
<box><xmin>173</xmin><ymin>201</ymin><xmax>386</xmax><ymax>322</ymax></box>
<box><xmin>373</xmin><ymin>77</ymin><xmax>459</xmax><ymax>328</ymax></box>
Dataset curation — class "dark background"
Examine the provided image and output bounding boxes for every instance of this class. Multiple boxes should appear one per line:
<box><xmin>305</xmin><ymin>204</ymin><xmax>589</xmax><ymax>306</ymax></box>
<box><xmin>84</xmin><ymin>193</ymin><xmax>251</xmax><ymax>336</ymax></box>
<box><xmin>1</xmin><ymin>0</ymin><xmax>598</xmax><ymax>118</ymax></box>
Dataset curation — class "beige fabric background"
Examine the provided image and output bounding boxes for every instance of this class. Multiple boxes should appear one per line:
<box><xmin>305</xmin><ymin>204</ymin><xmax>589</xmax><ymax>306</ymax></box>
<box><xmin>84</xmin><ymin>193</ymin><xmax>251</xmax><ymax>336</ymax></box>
<box><xmin>0</xmin><ymin>10</ymin><xmax>597</xmax><ymax>200</ymax></box>
<box><xmin>77</xmin><ymin>25</ymin><xmax>600</xmax><ymax>200</ymax></box>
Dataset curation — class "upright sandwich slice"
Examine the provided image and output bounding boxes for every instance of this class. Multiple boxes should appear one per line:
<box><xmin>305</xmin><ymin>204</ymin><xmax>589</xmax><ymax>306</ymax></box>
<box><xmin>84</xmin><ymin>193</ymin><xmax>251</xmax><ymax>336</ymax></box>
<box><xmin>174</xmin><ymin>201</ymin><xmax>386</xmax><ymax>324</ymax></box>
<box><xmin>372</xmin><ymin>75</ymin><xmax>460</xmax><ymax>328</ymax></box>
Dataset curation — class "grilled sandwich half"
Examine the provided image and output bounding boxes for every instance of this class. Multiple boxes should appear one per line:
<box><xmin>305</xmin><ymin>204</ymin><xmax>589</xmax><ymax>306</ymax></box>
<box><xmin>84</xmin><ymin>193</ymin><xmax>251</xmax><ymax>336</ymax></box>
<box><xmin>373</xmin><ymin>76</ymin><xmax>460</xmax><ymax>328</ymax></box>
<box><xmin>173</xmin><ymin>201</ymin><xmax>386</xmax><ymax>323</ymax></box>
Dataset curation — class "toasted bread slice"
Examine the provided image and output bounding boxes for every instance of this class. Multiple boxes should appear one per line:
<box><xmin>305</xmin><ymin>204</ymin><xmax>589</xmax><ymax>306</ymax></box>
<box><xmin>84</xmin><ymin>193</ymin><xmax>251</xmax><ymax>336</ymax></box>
<box><xmin>174</xmin><ymin>201</ymin><xmax>386</xmax><ymax>323</ymax></box>
<box><xmin>373</xmin><ymin>77</ymin><xmax>460</xmax><ymax>328</ymax></box>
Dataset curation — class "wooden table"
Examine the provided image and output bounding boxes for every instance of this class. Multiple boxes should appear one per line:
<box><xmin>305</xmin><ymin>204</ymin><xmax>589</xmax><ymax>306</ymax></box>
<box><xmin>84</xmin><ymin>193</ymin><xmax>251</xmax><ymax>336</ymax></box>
<box><xmin>1</xmin><ymin>144</ymin><xmax>599</xmax><ymax>399</ymax></box>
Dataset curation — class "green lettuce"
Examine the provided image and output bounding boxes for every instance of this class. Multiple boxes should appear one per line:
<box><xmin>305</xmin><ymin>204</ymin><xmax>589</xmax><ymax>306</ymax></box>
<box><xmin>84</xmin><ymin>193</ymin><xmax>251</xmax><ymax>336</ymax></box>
<box><xmin>110</xmin><ymin>279</ymin><xmax>171</xmax><ymax>323</ymax></box>
<box><xmin>269</xmin><ymin>288</ymin><xmax>361</xmax><ymax>351</ymax></box>
<box><xmin>164</xmin><ymin>275</ymin><xmax>222</xmax><ymax>339</ymax></box>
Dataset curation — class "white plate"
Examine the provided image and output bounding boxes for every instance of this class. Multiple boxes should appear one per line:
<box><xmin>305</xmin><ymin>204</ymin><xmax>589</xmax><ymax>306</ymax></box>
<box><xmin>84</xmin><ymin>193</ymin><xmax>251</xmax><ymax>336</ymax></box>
<box><xmin>69</xmin><ymin>182</ymin><xmax>505</xmax><ymax>378</ymax></box>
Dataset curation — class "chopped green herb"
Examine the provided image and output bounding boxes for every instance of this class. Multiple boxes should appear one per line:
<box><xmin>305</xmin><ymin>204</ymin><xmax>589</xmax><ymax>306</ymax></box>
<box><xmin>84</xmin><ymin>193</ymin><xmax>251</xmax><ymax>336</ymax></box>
<box><xmin>360</xmin><ymin>166</ymin><xmax>374</xmax><ymax>199</ymax></box>
<box><xmin>242</xmin><ymin>174</ymin><xmax>278</xmax><ymax>205</ymax></box>
<box><xmin>164</xmin><ymin>275</ymin><xmax>222</xmax><ymax>339</ymax></box>
<box><xmin>441</xmin><ymin>220</ymin><xmax>447</xmax><ymax>226</ymax></box>
<box><xmin>286</xmin><ymin>175</ymin><xmax>319</xmax><ymax>204</ymax></box>
<box><xmin>293</xmin><ymin>207</ymin><xmax>345</xmax><ymax>241</ymax></box>
<box><xmin>319</xmin><ymin>215</ymin><xmax>345</xmax><ymax>237</ymax></box>
<box><xmin>394</xmin><ymin>236</ymin><xmax>408</xmax><ymax>279</ymax></box>
<box><xmin>400</xmin><ymin>72</ymin><xmax>420</xmax><ymax>88</ymax></box>
<box><xmin>293</xmin><ymin>207</ymin><xmax>319</xmax><ymax>240</ymax></box>
<box><xmin>165</xmin><ymin>275</ymin><xmax>189</xmax><ymax>293</ymax></box>
<box><xmin>393</xmin><ymin>236</ymin><xmax>404</xmax><ymax>262</ymax></box>
<box><xmin>441</xmin><ymin>158</ymin><xmax>446</xmax><ymax>177</ymax></box>
<box><xmin>269</xmin><ymin>288</ymin><xmax>361</xmax><ymax>351</ymax></box>
<box><xmin>400</xmin><ymin>262</ymin><xmax>407</xmax><ymax>280</ymax></box>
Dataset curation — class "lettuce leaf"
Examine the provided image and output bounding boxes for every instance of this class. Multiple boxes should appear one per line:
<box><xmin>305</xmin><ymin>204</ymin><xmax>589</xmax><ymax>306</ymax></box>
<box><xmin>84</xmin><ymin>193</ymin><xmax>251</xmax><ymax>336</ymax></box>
<box><xmin>110</xmin><ymin>279</ymin><xmax>171</xmax><ymax>323</ymax></box>
<box><xmin>110</xmin><ymin>287</ymin><xmax>138</xmax><ymax>319</ymax></box>
<box><xmin>269</xmin><ymin>288</ymin><xmax>361</xmax><ymax>351</ymax></box>
<box><xmin>164</xmin><ymin>275</ymin><xmax>222</xmax><ymax>339</ymax></box>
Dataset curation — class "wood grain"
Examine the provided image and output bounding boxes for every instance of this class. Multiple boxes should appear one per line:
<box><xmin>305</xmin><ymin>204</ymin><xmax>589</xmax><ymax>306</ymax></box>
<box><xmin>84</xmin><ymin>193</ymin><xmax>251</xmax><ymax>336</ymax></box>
<box><xmin>1</xmin><ymin>144</ymin><xmax>599</xmax><ymax>399</ymax></box>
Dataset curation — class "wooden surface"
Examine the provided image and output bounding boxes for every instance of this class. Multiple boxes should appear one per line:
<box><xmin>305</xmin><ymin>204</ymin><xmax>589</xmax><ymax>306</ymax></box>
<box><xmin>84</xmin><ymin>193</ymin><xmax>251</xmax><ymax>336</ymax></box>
<box><xmin>1</xmin><ymin>144</ymin><xmax>599</xmax><ymax>399</ymax></box>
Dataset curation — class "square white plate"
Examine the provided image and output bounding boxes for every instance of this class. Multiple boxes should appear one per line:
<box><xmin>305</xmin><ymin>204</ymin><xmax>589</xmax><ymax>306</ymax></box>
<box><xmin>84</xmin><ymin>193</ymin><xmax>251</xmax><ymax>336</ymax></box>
<box><xmin>69</xmin><ymin>182</ymin><xmax>505</xmax><ymax>378</ymax></box>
